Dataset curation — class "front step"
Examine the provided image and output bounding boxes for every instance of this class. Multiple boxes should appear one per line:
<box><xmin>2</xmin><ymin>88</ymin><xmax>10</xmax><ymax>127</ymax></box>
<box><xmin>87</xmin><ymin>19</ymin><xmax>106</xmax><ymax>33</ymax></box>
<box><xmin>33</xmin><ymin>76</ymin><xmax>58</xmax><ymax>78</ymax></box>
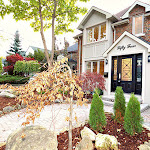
<box><xmin>102</xmin><ymin>94</ymin><xmax>143</xmax><ymax>104</ymax></box>
<box><xmin>102</xmin><ymin>99</ymin><xmax>149</xmax><ymax>112</ymax></box>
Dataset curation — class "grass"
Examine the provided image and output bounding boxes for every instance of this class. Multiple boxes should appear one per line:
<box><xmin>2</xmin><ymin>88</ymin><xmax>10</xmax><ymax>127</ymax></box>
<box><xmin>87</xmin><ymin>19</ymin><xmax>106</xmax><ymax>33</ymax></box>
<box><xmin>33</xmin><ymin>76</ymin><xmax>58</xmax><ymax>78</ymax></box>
<box><xmin>0</xmin><ymin>75</ymin><xmax>30</xmax><ymax>84</ymax></box>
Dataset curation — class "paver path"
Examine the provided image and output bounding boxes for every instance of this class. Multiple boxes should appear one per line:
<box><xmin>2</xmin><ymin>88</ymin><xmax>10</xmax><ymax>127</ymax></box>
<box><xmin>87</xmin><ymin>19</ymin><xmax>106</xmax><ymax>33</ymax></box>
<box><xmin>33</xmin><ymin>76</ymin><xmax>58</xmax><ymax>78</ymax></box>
<box><xmin>0</xmin><ymin>104</ymin><xmax>149</xmax><ymax>142</ymax></box>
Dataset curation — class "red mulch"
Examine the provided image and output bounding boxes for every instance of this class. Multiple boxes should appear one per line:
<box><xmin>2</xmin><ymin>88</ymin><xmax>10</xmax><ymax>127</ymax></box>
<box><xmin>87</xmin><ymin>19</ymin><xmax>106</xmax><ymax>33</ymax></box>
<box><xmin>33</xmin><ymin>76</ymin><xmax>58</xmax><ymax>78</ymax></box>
<box><xmin>57</xmin><ymin>113</ymin><xmax>150</xmax><ymax>150</ymax></box>
<box><xmin>0</xmin><ymin>96</ymin><xmax>17</xmax><ymax>112</ymax></box>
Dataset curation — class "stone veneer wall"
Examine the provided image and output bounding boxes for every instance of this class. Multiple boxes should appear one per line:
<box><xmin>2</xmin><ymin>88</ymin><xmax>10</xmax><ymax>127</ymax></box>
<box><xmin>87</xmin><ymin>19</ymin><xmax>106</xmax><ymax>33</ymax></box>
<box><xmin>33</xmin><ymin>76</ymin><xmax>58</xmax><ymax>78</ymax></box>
<box><xmin>115</xmin><ymin>5</ymin><xmax>150</xmax><ymax>42</ymax></box>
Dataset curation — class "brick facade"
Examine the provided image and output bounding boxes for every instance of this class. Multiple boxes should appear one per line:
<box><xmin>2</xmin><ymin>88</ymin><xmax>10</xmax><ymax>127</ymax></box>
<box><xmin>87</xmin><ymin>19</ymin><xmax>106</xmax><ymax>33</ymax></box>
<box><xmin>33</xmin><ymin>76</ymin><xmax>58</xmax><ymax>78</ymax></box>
<box><xmin>115</xmin><ymin>5</ymin><xmax>150</xmax><ymax>42</ymax></box>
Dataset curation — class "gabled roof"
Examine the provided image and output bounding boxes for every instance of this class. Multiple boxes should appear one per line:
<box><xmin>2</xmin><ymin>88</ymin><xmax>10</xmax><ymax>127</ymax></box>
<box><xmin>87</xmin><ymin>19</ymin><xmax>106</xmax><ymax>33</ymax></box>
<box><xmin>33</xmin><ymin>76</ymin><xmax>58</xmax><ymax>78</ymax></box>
<box><xmin>67</xmin><ymin>43</ymin><xmax>78</xmax><ymax>53</ymax></box>
<box><xmin>103</xmin><ymin>31</ymin><xmax>150</xmax><ymax>57</ymax></box>
<box><xmin>121</xmin><ymin>1</ymin><xmax>150</xmax><ymax>19</ymax></box>
<box><xmin>77</xmin><ymin>6</ymin><xmax>118</xmax><ymax>30</ymax></box>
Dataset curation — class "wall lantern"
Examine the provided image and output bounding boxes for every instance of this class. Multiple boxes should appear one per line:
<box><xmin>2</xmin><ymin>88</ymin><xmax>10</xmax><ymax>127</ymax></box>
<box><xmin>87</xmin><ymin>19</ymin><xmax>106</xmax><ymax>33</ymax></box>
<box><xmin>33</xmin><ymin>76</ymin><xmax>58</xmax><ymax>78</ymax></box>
<box><xmin>105</xmin><ymin>59</ymin><xmax>108</xmax><ymax>65</ymax></box>
<box><xmin>148</xmin><ymin>55</ymin><xmax>150</xmax><ymax>62</ymax></box>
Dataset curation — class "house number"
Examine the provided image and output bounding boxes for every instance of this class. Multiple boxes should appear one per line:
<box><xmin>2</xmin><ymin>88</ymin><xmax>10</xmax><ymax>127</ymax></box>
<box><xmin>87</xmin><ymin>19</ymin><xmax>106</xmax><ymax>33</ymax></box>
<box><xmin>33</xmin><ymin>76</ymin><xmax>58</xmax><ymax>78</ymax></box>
<box><xmin>117</xmin><ymin>44</ymin><xmax>136</xmax><ymax>51</ymax></box>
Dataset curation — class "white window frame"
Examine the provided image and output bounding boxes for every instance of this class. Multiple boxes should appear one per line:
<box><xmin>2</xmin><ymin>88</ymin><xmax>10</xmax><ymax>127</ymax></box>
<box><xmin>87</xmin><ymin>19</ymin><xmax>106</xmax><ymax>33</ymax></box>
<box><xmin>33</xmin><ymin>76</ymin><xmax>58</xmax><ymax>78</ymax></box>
<box><xmin>87</xmin><ymin>22</ymin><xmax>106</xmax><ymax>44</ymax></box>
<box><xmin>132</xmin><ymin>14</ymin><xmax>145</xmax><ymax>36</ymax></box>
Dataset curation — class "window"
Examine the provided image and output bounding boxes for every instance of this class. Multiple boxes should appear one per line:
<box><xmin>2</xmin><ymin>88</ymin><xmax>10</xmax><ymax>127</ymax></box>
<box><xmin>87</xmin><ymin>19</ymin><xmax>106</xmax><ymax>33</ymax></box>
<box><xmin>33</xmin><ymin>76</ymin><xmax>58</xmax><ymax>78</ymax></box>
<box><xmin>87</xmin><ymin>23</ymin><xmax>106</xmax><ymax>43</ymax></box>
<box><xmin>133</xmin><ymin>15</ymin><xmax>144</xmax><ymax>35</ymax></box>
<box><xmin>85</xmin><ymin>61</ymin><xmax>104</xmax><ymax>75</ymax></box>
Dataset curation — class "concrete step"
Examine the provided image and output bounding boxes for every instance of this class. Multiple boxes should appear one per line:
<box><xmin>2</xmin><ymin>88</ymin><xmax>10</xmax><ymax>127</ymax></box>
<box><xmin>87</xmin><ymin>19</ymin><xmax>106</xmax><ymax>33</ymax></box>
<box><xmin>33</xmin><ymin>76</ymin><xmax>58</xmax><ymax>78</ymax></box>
<box><xmin>102</xmin><ymin>95</ymin><xmax>142</xmax><ymax>104</ymax></box>
<box><xmin>102</xmin><ymin>100</ymin><xmax>149</xmax><ymax>112</ymax></box>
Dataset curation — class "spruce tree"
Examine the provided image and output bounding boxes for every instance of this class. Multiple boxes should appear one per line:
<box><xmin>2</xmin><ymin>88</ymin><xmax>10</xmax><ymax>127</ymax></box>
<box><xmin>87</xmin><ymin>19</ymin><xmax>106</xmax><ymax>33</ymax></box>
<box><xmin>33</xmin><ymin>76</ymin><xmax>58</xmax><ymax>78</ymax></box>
<box><xmin>89</xmin><ymin>88</ymin><xmax>106</xmax><ymax>131</ymax></box>
<box><xmin>7</xmin><ymin>30</ymin><xmax>25</xmax><ymax>56</ymax></box>
<box><xmin>113</xmin><ymin>86</ymin><xmax>126</xmax><ymax>123</ymax></box>
<box><xmin>124</xmin><ymin>94</ymin><xmax>143</xmax><ymax>136</ymax></box>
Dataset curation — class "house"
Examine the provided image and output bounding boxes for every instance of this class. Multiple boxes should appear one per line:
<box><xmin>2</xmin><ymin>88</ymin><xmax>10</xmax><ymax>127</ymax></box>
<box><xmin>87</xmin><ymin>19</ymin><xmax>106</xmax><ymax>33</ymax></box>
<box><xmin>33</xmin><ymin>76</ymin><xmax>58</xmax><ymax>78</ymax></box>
<box><xmin>26</xmin><ymin>46</ymin><xmax>51</xmax><ymax>56</ymax></box>
<box><xmin>75</xmin><ymin>1</ymin><xmax>150</xmax><ymax>105</ymax></box>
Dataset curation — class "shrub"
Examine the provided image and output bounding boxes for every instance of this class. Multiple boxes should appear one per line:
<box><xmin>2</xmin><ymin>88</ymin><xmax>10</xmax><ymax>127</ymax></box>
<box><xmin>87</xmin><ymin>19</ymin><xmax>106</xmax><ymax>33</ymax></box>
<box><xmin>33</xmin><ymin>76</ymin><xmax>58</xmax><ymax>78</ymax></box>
<box><xmin>124</xmin><ymin>94</ymin><xmax>143</xmax><ymax>136</ymax></box>
<box><xmin>89</xmin><ymin>88</ymin><xmax>106</xmax><ymax>131</ymax></box>
<box><xmin>113</xmin><ymin>86</ymin><xmax>126</xmax><ymax>123</ymax></box>
<box><xmin>0</xmin><ymin>57</ymin><xmax>3</xmax><ymax>74</ymax></box>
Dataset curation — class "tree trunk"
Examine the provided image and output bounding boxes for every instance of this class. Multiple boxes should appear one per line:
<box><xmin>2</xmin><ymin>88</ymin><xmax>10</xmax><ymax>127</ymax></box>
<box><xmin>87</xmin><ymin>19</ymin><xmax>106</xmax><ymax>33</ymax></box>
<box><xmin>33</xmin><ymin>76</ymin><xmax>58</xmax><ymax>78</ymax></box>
<box><xmin>39</xmin><ymin>0</ymin><xmax>51</xmax><ymax>67</ymax></box>
<box><xmin>50</xmin><ymin>0</ymin><xmax>57</xmax><ymax>66</ymax></box>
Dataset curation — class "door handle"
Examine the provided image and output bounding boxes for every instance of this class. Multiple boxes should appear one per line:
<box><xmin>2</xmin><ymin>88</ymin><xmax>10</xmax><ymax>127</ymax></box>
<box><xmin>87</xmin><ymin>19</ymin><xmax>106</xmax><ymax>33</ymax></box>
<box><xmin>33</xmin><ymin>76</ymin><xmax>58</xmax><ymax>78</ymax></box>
<box><xmin>119</xmin><ymin>73</ymin><xmax>121</xmax><ymax>80</ymax></box>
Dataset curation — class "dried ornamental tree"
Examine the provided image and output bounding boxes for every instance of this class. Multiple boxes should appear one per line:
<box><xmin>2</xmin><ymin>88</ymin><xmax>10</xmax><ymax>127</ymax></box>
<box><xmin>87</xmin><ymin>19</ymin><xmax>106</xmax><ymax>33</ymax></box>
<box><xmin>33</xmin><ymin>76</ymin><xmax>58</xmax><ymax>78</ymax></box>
<box><xmin>2</xmin><ymin>57</ymin><xmax>86</xmax><ymax>150</ymax></box>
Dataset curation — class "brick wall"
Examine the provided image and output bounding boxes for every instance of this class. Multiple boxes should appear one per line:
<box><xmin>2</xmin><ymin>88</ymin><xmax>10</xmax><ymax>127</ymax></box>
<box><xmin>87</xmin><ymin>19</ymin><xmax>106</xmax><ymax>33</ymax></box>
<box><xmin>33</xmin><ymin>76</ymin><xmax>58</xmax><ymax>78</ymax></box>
<box><xmin>115</xmin><ymin>5</ymin><xmax>150</xmax><ymax>42</ymax></box>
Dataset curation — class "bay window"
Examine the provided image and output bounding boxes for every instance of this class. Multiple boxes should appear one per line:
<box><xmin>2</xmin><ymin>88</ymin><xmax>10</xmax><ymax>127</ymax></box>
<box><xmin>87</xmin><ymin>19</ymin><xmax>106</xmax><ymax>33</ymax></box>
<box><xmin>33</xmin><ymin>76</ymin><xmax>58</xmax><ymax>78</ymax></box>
<box><xmin>87</xmin><ymin>23</ymin><xmax>106</xmax><ymax>43</ymax></box>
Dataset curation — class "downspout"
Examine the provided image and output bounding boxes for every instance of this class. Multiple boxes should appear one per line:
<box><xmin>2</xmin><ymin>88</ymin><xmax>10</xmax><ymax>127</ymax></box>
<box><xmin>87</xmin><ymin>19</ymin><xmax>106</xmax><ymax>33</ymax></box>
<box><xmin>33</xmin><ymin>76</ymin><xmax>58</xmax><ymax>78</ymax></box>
<box><xmin>78</xmin><ymin>37</ymin><xmax>81</xmax><ymax>75</ymax></box>
<box><xmin>112</xmin><ymin>24</ymin><xmax>116</xmax><ymax>42</ymax></box>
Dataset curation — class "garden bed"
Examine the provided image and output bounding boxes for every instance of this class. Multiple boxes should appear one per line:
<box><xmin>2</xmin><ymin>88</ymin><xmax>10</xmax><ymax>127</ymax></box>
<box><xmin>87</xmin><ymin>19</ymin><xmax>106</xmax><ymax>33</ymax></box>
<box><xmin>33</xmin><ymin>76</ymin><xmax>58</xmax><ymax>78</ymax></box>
<box><xmin>0</xmin><ymin>114</ymin><xmax>150</xmax><ymax>150</ymax></box>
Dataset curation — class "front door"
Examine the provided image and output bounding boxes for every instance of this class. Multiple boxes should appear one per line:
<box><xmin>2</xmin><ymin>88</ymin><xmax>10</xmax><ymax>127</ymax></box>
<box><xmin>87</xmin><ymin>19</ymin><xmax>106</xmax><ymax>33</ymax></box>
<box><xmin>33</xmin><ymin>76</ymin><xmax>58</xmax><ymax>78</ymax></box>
<box><xmin>111</xmin><ymin>54</ymin><xmax>142</xmax><ymax>94</ymax></box>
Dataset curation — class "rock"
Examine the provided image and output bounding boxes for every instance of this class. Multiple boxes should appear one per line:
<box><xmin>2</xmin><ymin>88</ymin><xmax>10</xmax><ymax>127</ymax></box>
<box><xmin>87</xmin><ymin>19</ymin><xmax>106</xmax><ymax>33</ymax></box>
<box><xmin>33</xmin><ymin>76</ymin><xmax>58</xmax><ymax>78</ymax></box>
<box><xmin>138</xmin><ymin>144</ymin><xmax>150</xmax><ymax>150</ymax></box>
<box><xmin>0</xmin><ymin>111</ymin><xmax>3</xmax><ymax>115</ymax></box>
<box><xmin>75</xmin><ymin>137</ymin><xmax>93</xmax><ymax>150</ymax></box>
<box><xmin>0</xmin><ymin>142</ymin><xmax>6</xmax><ymax>147</ymax></box>
<box><xmin>6</xmin><ymin>125</ymin><xmax>58</xmax><ymax>150</ymax></box>
<box><xmin>95</xmin><ymin>133</ymin><xmax>118</xmax><ymax>150</ymax></box>
<box><xmin>14</xmin><ymin>104</ymin><xmax>21</xmax><ymax>110</ymax></box>
<box><xmin>145</xmin><ymin>142</ymin><xmax>150</xmax><ymax>147</ymax></box>
<box><xmin>81</xmin><ymin>127</ymin><xmax>96</xmax><ymax>141</ymax></box>
<box><xmin>0</xmin><ymin>91</ymin><xmax>16</xmax><ymax>98</ymax></box>
<box><xmin>3</xmin><ymin>106</ymin><xmax>14</xmax><ymax>113</ymax></box>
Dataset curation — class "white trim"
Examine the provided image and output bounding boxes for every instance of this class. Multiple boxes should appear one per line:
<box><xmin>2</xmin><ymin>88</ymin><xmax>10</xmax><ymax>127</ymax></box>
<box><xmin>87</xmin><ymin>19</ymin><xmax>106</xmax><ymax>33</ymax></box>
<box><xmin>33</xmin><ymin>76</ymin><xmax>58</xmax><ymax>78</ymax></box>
<box><xmin>77</xmin><ymin>6</ymin><xmax>117</xmax><ymax>30</ymax></box>
<box><xmin>103</xmin><ymin>31</ymin><xmax>150</xmax><ymax>57</ymax></box>
<box><xmin>121</xmin><ymin>1</ymin><xmax>150</xmax><ymax>19</ymax></box>
<box><xmin>112</xmin><ymin>19</ymin><xmax>129</xmax><ymax>27</ymax></box>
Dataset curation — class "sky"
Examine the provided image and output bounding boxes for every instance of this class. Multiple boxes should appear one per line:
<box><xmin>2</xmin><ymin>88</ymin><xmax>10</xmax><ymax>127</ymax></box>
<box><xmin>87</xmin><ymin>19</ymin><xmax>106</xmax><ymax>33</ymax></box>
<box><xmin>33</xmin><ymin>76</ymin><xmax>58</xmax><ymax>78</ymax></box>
<box><xmin>0</xmin><ymin>0</ymin><xmax>150</xmax><ymax>57</ymax></box>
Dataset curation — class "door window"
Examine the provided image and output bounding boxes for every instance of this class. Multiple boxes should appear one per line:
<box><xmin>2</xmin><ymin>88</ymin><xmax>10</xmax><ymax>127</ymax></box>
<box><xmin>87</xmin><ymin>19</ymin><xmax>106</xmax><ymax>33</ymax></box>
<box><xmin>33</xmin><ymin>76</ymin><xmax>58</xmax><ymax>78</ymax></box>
<box><xmin>113</xmin><ymin>59</ymin><xmax>117</xmax><ymax>80</ymax></box>
<box><xmin>121</xmin><ymin>58</ymin><xmax>132</xmax><ymax>81</ymax></box>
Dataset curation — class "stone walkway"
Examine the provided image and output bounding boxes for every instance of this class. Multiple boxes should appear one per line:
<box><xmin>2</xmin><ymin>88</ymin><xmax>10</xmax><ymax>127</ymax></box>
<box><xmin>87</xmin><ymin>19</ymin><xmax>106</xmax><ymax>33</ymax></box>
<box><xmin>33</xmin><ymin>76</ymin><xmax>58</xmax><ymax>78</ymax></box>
<box><xmin>0</xmin><ymin>104</ymin><xmax>150</xmax><ymax>142</ymax></box>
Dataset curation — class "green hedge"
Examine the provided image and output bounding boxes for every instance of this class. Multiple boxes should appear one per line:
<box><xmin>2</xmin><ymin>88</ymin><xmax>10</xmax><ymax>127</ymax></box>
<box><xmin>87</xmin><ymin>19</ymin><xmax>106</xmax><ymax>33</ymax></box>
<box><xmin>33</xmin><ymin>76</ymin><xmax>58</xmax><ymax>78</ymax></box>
<box><xmin>14</xmin><ymin>60</ymin><xmax>40</xmax><ymax>74</ymax></box>
<box><xmin>0</xmin><ymin>57</ymin><xmax>3</xmax><ymax>74</ymax></box>
<box><xmin>0</xmin><ymin>75</ymin><xmax>30</xmax><ymax>84</ymax></box>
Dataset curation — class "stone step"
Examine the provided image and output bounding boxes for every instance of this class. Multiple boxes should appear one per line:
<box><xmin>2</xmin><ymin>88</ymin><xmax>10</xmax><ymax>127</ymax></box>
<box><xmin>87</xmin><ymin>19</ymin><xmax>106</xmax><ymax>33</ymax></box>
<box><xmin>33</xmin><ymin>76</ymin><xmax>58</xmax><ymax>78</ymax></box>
<box><xmin>102</xmin><ymin>100</ymin><xmax>149</xmax><ymax>112</ymax></box>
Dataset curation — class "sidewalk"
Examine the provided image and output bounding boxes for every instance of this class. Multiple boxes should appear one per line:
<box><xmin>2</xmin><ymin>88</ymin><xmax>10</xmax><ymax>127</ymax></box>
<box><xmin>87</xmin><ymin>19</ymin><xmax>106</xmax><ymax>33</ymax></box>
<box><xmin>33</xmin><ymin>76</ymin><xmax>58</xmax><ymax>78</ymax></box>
<box><xmin>0</xmin><ymin>104</ymin><xmax>149</xmax><ymax>142</ymax></box>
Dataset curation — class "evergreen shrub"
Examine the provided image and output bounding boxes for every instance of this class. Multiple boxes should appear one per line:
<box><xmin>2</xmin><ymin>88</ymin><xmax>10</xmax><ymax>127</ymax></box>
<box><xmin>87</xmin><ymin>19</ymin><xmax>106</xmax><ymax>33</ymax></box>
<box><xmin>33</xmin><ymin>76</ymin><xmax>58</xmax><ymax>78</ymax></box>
<box><xmin>124</xmin><ymin>94</ymin><xmax>143</xmax><ymax>136</ymax></box>
<box><xmin>89</xmin><ymin>88</ymin><xmax>106</xmax><ymax>131</ymax></box>
<box><xmin>113</xmin><ymin>86</ymin><xmax>126</xmax><ymax>123</ymax></box>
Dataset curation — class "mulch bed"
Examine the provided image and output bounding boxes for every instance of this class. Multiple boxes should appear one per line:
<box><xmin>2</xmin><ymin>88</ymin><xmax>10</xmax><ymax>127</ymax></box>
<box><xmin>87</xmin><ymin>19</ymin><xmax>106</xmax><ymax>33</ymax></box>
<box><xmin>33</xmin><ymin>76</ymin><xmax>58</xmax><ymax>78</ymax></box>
<box><xmin>57</xmin><ymin>113</ymin><xmax>150</xmax><ymax>150</ymax></box>
<box><xmin>0</xmin><ymin>97</ymin><xmax>17</xmax><ymax>111</ymax></box>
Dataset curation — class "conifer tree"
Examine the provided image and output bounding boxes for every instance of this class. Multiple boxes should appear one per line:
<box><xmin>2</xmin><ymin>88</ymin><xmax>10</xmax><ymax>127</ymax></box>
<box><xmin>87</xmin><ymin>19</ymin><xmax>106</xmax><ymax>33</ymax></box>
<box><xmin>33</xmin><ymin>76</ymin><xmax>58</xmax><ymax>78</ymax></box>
<box><xmin>89</xmin><ymin>88</ymin><xmax>106</xmax><ymax>131</ymax></box>
<box><xmin>124</xmin><ymin>94</ymin><xmax>143</xmax><ymax>136</ymax></box>
<box><xmin>113</xmin><ymin>86</ymin><xmax>126</xmax><ymax>123</ymax></box>
<box><xmin>7</xmin><ymin>30</ymin><xmax>25</xmax><ymax>56</ymax></box>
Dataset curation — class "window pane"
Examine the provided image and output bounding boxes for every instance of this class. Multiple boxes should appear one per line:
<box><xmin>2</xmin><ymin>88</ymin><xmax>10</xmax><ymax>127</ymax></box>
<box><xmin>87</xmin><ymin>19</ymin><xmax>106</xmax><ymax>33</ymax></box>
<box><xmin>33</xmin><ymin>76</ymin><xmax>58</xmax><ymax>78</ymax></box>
<box><xmin>121</xmin><ymin>58</ymin><xmax>132</xmax><ymax>81</ymax></box>
<box><xmin>113</xmin><ymin>59</ymin><xmax>117</xmax><ymax>80</ymax></box>
<box><xmin>100</xmin><ymin>61</ymin><xmax>104</xmax><ymax>75</ymax></box>
<box><xmin>100</xmin><ymin>24</ymin><xmax>106</xmax><ymax>40</ymax></box>
<box><xmin>87</xmin><ymin>28</ymin><xmax>92</xmax><ymax>43</ymax></box>
<box><xmin>86</xmin><ymin>62</ymin><xmax>91</xmax><ymax>72</ymax></box>
<box><xmin>137</xmin><ymin>57</ymin><xmax>142</xmax><ymax>82</ymax></box>
<box><xmin>94</xmin><ymin>26</ymin><xmax>99</xmax><ymax>42</ymax></box>
<box><xmin>93</xmin><ymin>62</ymin><xmax>97</xmax><ymax>72</ymax></box>
<box><xmin>135</xmin><ymin>16</ymin><xmax>142</xmax><ymax>34</ymax></box>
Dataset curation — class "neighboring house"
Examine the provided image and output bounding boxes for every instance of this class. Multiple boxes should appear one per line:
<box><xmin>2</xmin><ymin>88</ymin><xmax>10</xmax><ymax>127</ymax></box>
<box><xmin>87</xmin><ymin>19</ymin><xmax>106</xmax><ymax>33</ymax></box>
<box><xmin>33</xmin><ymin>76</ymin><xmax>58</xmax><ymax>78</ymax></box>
<box><xmin>26</xmin><ymin>46</ymin><xmax>51</xmax><ymax>55</ymax></box>
<box><xmin>75</xmin><ymin>0</ymin><xmax>150</xmax><ymax>105</ymax></box>
<box><xmin>67</xmin><ymin>43</ymin><xmax>78</xmax><ymax>70</ymax></box>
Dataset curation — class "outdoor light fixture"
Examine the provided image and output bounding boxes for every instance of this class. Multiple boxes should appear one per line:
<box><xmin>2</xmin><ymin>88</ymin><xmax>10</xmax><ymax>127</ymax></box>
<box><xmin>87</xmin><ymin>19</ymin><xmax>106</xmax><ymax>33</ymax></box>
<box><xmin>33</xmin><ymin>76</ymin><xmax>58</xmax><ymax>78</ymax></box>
<box><xmin>105</xmin><ymin>59</ymin><xmax>108</xmax><ymax>65</ymax></box>
<box><xmin>148</xmin><ymin>55</ymin><xmax>150</xmax><ymax>62</ymax></box>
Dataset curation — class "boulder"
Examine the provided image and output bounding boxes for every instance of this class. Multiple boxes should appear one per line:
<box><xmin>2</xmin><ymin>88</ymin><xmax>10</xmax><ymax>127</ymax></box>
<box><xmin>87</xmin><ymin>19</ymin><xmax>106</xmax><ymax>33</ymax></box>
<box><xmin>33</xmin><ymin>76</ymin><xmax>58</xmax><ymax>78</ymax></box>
<box><xmin>3</xmin><ymin>106</ymin><xmax>14</xmax><ymax>113</ymax></box>
<box><xmin>75</xmin><ymin>137</ymin><xmax>93</xmax><ymax>150</ymax></box>
<box><xmin>0</xmin><ymin>91</ymin><xmax>16</xmax><ymax>98</ymax></box>
<box><xmin>138</xmin><ymin>144</ymin><xmax>150</xmax><ymax>150</ymax></box>
<box><xmin>95</xmin><ymin>133</ymin><xmax>118</xmax><ymax>150</ymax></box>
<box><xmin>6</xmin><ymin>125</ymin><xmax>58</xmax><ymax>150</ymax></box>
<box><xmin>81</xmin><ymin>127</ymin><xmax>96</xmax><ymax>141</ymax></box>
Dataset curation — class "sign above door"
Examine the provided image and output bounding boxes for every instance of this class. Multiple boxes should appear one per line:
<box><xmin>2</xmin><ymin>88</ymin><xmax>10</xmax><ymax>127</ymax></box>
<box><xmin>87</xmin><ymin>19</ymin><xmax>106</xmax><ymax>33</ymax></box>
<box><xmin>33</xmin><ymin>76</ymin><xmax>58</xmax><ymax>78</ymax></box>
<box><xmin>117</xmin><ymin>44</ymin><xmax>136</xmax><ymax>51</ymax></box>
